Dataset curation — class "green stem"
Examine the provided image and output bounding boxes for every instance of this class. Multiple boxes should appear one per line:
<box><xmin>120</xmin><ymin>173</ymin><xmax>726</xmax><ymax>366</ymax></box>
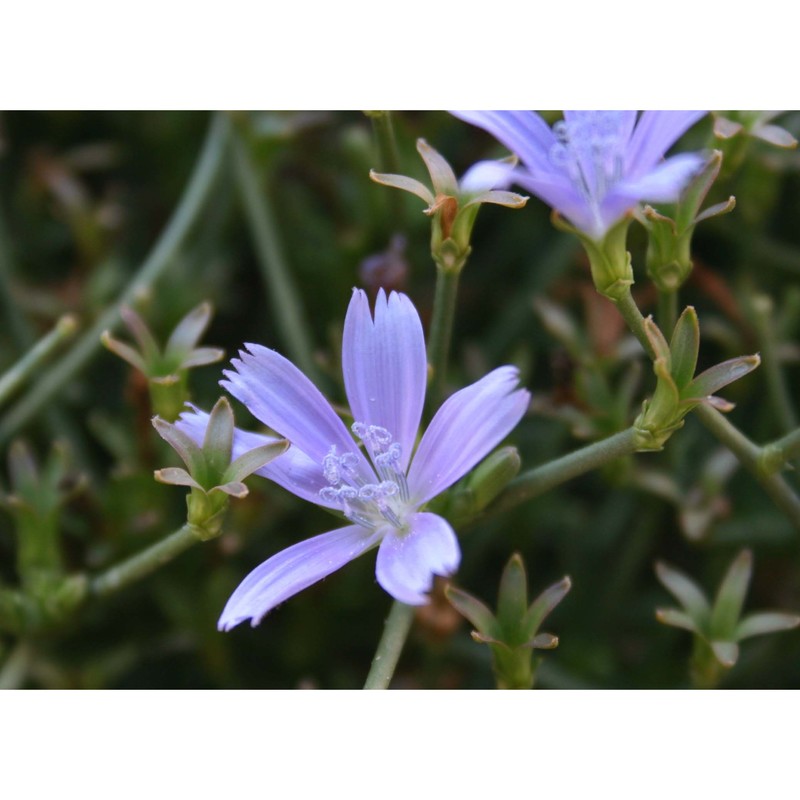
<box><xmin>0</xmin><ymin>112</ymin><xmax>231</xmax><ymax>446</ymax></box>
<box><xmin>751</xmin><ymin>295</ymin><xmax>797</xmax><ymax>432</ymax></box>
<box><xmin>90</xmin><ymin>524</ymin><xmax>201</xmax><ymax>599</ymax></box>
<box><xmin>427</xmin><ymin>264</ymin><xmax>462</xmax><ymax>411</ymax></box>
<box><xmin>694</xmin><ymin>404</ymin><xmax>800</xmax><ymax>532</ymax></box>
<box><xmin>613</xmin><ymin>287</ymin><xmax>655</xmax><ymax>359</ymax></box>
<box><xmin>485</xmin><ymin>427</ymin><xmax>640</xmax><ymax>519</ymax></box>
<box><xmin>232</xmin><ymin>130</ymin><xmax>320</xmax><ymax>384</ymax></box>
<box><xmin>0</xmin><ymin>315</ymin><xmax>77</xmax><ymax>406</ymax></box>
<box><xmin>0</xmin><ymin>641</ymin><xmax>31</xmax><ymax>690</ymax></box>
<box><xmin>363</xmin><ymin>600</ymin><xmax>415</xmax><ymax>689</ymax></box>
<box><xmin>762</xmin><ymin>427</ymin><xmax>800</xmax><ymax>472</ymax></box>
<box><xmin>366</xmin><ymin>111</ymin><xmax>405</xmax><ymax>231</ymax></box>
<box><xmin>657</xmin><ymin>289</ymin><xmax>678</xmax><ymax>337</ymax></box>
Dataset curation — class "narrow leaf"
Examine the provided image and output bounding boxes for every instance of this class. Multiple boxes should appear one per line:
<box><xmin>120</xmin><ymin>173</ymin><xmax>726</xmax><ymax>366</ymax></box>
<box><xmin>203</xmin><ymin>397</ymin><xmax>235</xmax><ymax>476</ymax></box>
<box><xmin>445</xmin><ymin>585</ymin><xmax>498</xmax><ymax>638</ymax></box>
<box><xmin>531</xmin><ymin>632</ymin><xmax>559</xmax><ymax>650</ymax></box>
<box><xmin>711</xmin><ymin>640</ymin><xmax>739</xmax><ymax>668</ymax></box>
<box><xmin>369</xmin><ymin>170</ymin><xmax>435</xmax><ymax>206</ymax></box>
<box><xmin>101</xmin><ymin>331</ymin><xmax>147</xmax><ymax>373</ymax></box>
<box><xmin>682</xmin><ymin>355</ymin><xmax>760</xmax><ymax>401</ymax></box>
<box><xmin>166</xmin><ymin>302</ymin><xmax>213</xmax><ymax>355</ymax></box>
<box><xmin>669</xmin><ymin>306</ymin><xmax>699</xmax><ymax>390</ymax></box>
<box><xmin>154</xmin><ymin>467</ymin><xmax>202</xmax><ymax>490</ymax></box>
<box><xmin>223</xmin><ymin>439</ymin><xmax>290</xmax><ymax>483</ymax></box>
<box><xmin>655</xmin><ymin>561</ymin><xmax>710</xmax><ymax>624</ymax></box>
<box><xmin>210</xmin><ymin>481</ymin><xmax>248</xmax><ymax>498</ymax></box>
<box><xmin>655</xmin><ymin>607</ymin><xmax>699</xmax><ymax>633</ymax></box>
<box><xmin>497</xmin><ymin>554</ymin><xmax>529</xmax><ymax>636</ymax></box>
<box><xmin>181</xmin><ymin>347</ymin><xmax>225</xmax><ymax>369</ymax></box>
<box><xmin>523</xmin><ymin>576</ymin><xmax>572</xmax><ymax>642</ymax></box>
<box><xmin>735</xmin><ymin>612</ymin><xmax>800</xmax><ymax>641</ymax></box>
<box><xmin>643</xmin><ymin>316</ymin><xmax>671</xmax><ymax>365</ymax></box>
<box><xmin>120</xmin><ymin>306</ymin><xmax>160</xmax><ymax>362</ymax></box>
<box><xmin>416</xmin><ymin>138</ymin><xmax>458</xmax><ymax>195</ymax></box>
<box><xmin>462</xmin><ymin>190</ymin><xmax>528</xmax><ymax>209</ymax></box>
<box><xmin>710</xmin><ymin>549</ymin><xmax>753</xmax><ymax>639</ymax></box>
<box><xmin>675</xmin><ymin>151</ymin><xmax>722</xmax><ymax>231</ymax></box>
<box><xmin>152</xmin><ymin>417</ymin><xmax>204</xmax><ymax>475</ymax></box>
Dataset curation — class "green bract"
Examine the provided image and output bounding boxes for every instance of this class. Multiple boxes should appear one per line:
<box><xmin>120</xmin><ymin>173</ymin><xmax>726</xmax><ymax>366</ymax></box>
<box><xmin>446</xmin><ymin>553</ymin><xmax>570</xmax><ymax>689</ymax></box>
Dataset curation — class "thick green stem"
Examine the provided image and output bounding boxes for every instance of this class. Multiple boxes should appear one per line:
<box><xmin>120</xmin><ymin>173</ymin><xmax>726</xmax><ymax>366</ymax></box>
<box><xmin>762</xmin><ymin>427</ymin><xmax>800</xmax><ymax>472</ymax></box>
<box><xmin>90</xmin><ymin>524</ymin><xmax>201</xmax><ymax>599</ymax></box>
<box><xmin>0</xmin><ymin>315</ymin><xmax>77</xmax><ymax>406</ymax></box>
<box><xmin>486</xmin><ymin>427</ymin><xmax>640</xmax><ymax>518</ymax></box>
<box><xmin>0</xmin><ymin>112</ymin><xmax>231</xmax><ymax>446</ymax></box>
<box><xmin>363</xmin><ymin>600</ymin><xmax>415</xmax><ymax>689</ymax></box>
<box><xmin>751</xmin><ymin>295</ymin><xmax>797</xmax><ymax>432</ymax></box>
<box><xmin>657</xmin><ymin>289</ymin><xmax>678</xmax><ymax>337</ymax></box>
<box><xmin>613</xmin><ymin>287</ymin><xmax>655</xmax><ymax>359</ymax></box>
<box><xmin>366</xmin><ymin>111</ymin><xmax>405</xmax><ymax>229</ymax></box>
<box><xmin>694</xmin><ymin>404</ymin><xmax>800</xmax><ymax>532</ymax></box>
<box><xmin>427</xmin><ymin>264</ymin><xmax>462</xmax><ymax>411</ymax></box>
<box><xmin>232</xmin><ymin>131</ymin><xmax>320</xmax><ymax>384</ymax></box>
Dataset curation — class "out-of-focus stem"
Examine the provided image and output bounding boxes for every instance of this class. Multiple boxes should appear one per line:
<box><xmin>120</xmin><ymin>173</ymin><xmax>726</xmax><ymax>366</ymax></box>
<box><xmin>231</xmin><ymin>130</ymin><xmax>320</xmax><ymax>384</ymax></box>
<box><xmin>363</xmin><ymin>600</ymin><xmax>415</xmax><ymax>689</ymax></box>
<box><xmin>751</xmin><ymin>294</ymin><xmax>797</xmax><ymax>432</ymax></box>
<box><xmin>427</xmin><ymin>264</ymin><xmax>462</xmax><ymax>412</ymax></box>
<box><xmin>366</xmin><ymin>111</ymin><xmax>405</xmax><ymax>229</ymax></box>
<box><xmin>0</xmin><ymin>112</ymin><xmax>231</xmax><ymax>445</ymax></box>
<box><xmin>657</xmin><ymin>289</ymin><xmax>678</xmax><ymax>337</ymax></box>
<box><xmin>694</xmin><ymin>404</ymin><xmax>800</xmax><ymax>532</ymax></box>
<box><xmin>90</xmin><ymin>524</ymin><xmax>201</xmax><ymax>599</ymax></box>
<box><xmin>613</xmin><ymin>287</ymin><xmax>655</xmax><ymax>359</ymax></box>
<box><xmin>485</xmin><ymin>427</ymin><xmax>640</xmax><ymax>519</ymax></box>
<box><xmin>0</xmin><ymin>315</ymin><xmax>78</xmax><ymax>406</ymax></box>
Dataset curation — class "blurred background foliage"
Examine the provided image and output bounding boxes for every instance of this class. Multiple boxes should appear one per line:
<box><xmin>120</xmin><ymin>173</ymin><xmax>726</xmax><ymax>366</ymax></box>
<box><xmin>1</xmin><ymin>110</ymin><xmax>800</xmax><ymax>688</ymax></box>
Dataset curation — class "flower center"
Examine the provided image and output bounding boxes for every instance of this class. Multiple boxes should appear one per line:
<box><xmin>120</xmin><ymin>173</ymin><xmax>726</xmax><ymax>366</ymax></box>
<box><xmin>318</xmin><ymin>422</ymin><xmax>410</xmax><ymax>530</ymax></box>
<box><xmin>549</xmin><ymin>111</ymin><xmax>626</xmax><ymax>216</ymax></box>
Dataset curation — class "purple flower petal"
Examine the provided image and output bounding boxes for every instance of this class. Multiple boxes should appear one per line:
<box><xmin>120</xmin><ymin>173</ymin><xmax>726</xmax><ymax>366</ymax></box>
<box><xmin>407</xmin><ymin>366</ymin><xmax>530</xmax><ymax>505</ymax></box>
<box><xmin>625</xmin><ymin>111</ymin><xmax>706</xmax><ymax>176</ymax></box>
<box><xmin>375</xmin><ymin>512</ymin><xmax>460</xmax><ymax>605</ymax></box>
<box><xmin>176</xmin><ymin>406</ymin><xmax>337</xmax><ymax>508</ymax></box>
<box><xmin>222</xmin><ymin>344</ymin><xmax>372</xmax><ymax>479</ymax></box>
<box><xmin>460</xmin><ymin>159</ymin><xmax>515</xmax><ymax>193</ymax></box>
<box><xmin>450</xmin><ymin>111</ymin><xmax>558</xmax><ymax>174</ymax></box>
<box><xmin>218</xmin><ymin>525</ymin><xmax>382</xmax><ymax>630</ymax></box>
<box><xmin>342</xmin><ymin>288</ymin><xmax>426</xmax><ymax>471</ymax></box>
<box><xmin>615</xmin><ymin>152</ymin><xmax>706</xmax><ymax>203</ymax></box>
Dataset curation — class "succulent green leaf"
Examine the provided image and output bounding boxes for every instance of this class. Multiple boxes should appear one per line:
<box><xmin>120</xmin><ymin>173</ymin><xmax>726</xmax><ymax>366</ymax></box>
<box><xmin>735</xmin><ymin>611</ymin><xmax>800</xmax><ymax>641</ymax></box>
<box><xmin>101</xmin><ymin>331</ymin><xmax>148</xmax><ymax>373</ymax></box>
<box><xmin>466</xmin><ymin>447</ymin><xmax>521</xmax><ymax>512</ymax></box>
<box><xmin>530</xmin><ymin>632</ymin><xmax>559</xmax><ymax>650</ymax></box>
<box><xmin>755</xmin><ymin>124</ymin><xmax>798</xmax><ymax>148</ymax></box>
<box><xmin>710</xmin><ymin>640</ymin><xmax>739</xmax><ymax>668</ymax></box>
<box><xmin>445</xmin><ymin>585</ymin><xmax>498</xmax><ymax>638</ymax></box>
<box><xmin>368</xmin><ymin>171</ymin><xmax>435</xmax><ymax>206</ymax></box>
<box><xmin>669</xmin><ymin>307</ymin><xmax>700</xmax><ymax>390</ymax></box>
<box><xmin>710</xmin><ymin>550</ymin><xmax>753</xmax><ymax>639</ymax></box>
<box><xmin>523</xmin><ymin>576</ymin><xmax>572</xmax><ymax>642</ymax></box>
<box><xmin>655</xmin><ymin>561</ymin><xmax>711</xmax><ymax>624</ymax></box>
<box><xmin>682</xmin><ymin>355</ymin><xmax>760</xmax><ymax>402</ymax></box>
<box><xmin>210</xmin><ymin>481</ymin><xmax>249</xmax><ymax>498</ymax></box>
<box><xmin>655</xmin><ymin>607</ymin><xmax>700</xmax><ymax>633</ymax></box>
<box><xmin>154</xmin><ymin>467</ymin><xmax>203</xmax><ymax>490</ymax></box>
<box><xmin>181</xmin><ymin>347</ymin><xmax>225</xmax><ymax>369</ymax></box>
<box><xmin>166</xmin><ymin>302</ymin><xmax>213</xmax><ymax>355</ymax></box>
<box><xmin>643</xmin><ymin>316</ymin><xmax>672</xmax><ymax>365</ymax></box>
<box><xmin>224</xmin><ymin>439</ymin><xmax>290</xmax><ymax>483</ymax></box>
<box><xmin>675</xmin><ymin>151</ymin><xmax>722</xmax><ymax>231</ymax></box>
<box><xmin>203</xmin><ymin>397</ymin><xmax>235</xmax><ymax>477</ymax></box>
<box><xmin>120</xmin><ymin>306</ymin><xmax>160</xmax><ymax>362</ymax></box>
<box><xmin>416</xmin><ymin>138</ymin><xmax>458</xmax><ymax>196</ymax></box>
<box><xmin>694</xmin><ymin>196</ymin><xmax>736</xmax><ymax>225</ymax></box>
<box><xmin>462</xmin><ymin>190</ymin><xmax>528</xmax><ymax>209</ymax></box>
<box><xmin>152</xmin><ymin>416</ymin><xmax>204</xmax><ymax>476</ymax></box>
<box><xmin>497</xmin><ymin>554</ymin><xmax>529</xmax><ymax>637</ymax></box>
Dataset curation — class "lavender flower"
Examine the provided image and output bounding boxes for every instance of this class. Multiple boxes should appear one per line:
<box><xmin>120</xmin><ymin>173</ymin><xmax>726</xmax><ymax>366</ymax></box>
<box><xmin>451</xmin><ymin>111</ymin><xmax>707</xmax><ymax>240</ymax></box>
<box><xmin>178</xmin><ymin>289</ymin><xmax>530</xmax><ymax>629</ymax></box>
